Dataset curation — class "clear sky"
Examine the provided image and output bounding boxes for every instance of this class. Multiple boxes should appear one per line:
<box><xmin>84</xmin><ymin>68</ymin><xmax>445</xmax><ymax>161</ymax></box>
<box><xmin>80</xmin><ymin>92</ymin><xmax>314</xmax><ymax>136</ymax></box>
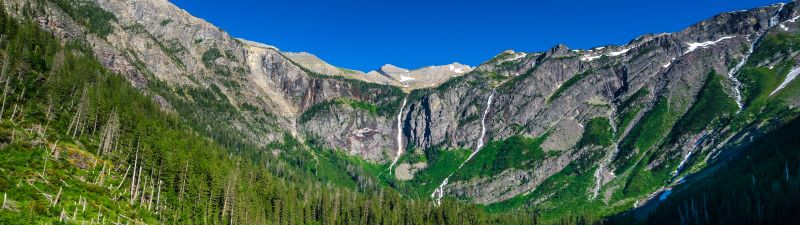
<box><xmin>170</xmin><ymin>0</ymin><xmax>786</xmax><ymax>72</ymax></box>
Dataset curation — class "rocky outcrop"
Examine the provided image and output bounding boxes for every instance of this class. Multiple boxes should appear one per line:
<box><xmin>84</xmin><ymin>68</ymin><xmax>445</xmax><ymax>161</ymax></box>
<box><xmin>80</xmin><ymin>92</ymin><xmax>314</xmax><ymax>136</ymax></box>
<box><xmin>299</xmin><ymin>103</ymin><xmax>396</xmax><ymax>162</ymax></box>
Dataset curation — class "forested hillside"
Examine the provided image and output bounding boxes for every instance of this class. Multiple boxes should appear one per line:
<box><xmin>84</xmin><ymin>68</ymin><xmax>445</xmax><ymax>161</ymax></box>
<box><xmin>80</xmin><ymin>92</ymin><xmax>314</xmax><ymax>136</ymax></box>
<box><xmin>0</xmin><ymin>6</ymin><xmax>544</xmax><ymax>224</ymax></box>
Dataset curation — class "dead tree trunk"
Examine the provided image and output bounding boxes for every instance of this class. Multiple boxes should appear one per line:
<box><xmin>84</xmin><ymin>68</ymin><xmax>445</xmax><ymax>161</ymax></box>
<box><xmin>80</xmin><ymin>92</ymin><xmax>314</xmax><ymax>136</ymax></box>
<box><xmin>0</xmin><ymin>52</ymin><xmax>9</xmax><ymax>120</ymax></box>
<box><xmin>95</xmin><ymin>162</ymin><xmax>107</xmax><ymax>185</ymax></box>
<box><xmin>67</xmin><ymin>88</ymin><xmax>89</xmax><ymax>139</ymax></box>
<box><xmin>156</xmin><ymin>179</ymin><xmax>162</xmax><ymax>214</ymax></box>
<box><xmin>98</xmin><ymin>110</ymin><xmax>119</xmax><ymax>156</ymax></box>
<box><xmin>44</xmin><ymin>97</ymin><xmax>53</xmax><ymax>132</ymax></box>
<box><xmin>130</xmin><ymin>143</ymin><xmax>139</xmax><ymax>205</ymax></box>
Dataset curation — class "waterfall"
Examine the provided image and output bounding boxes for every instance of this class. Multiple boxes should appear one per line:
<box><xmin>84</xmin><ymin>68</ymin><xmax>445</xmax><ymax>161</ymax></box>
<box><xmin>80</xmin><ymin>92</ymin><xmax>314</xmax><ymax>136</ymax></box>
<box><xmin>591</xmin><ymin>143</ymin><xmax>618</xmax><ymax>200</ymax></box>
<box><xmin>591</xmin><ymin>118</ymin><xmax>619</xmax><ymax>199</ymax></box>
<box><xmin>672</xmin><ymin>132</ymin><xmax>710</xmax><ymax>180</ymax></box>
<box><xmin>728</xmin><ymin>4</ymin><xmax>784</xmax><ymax>110</ymax></box>
<box><xmin>727</xmin><ymin>47</ymin><xmax>748</xmax><ymax>110</ymax></box>
<box><xmin>464</xmin><ymin>92</ymin><xmax>495</xmax><ymax>163</ymax></box>
<box><xmin>431</xmin><ymin>91</ymin><xmax>495</xmax><ymax>205</ymax></box>
<box><xmin>388</xmin><ymin>97</ymin><xmax>408</xmax><ymax>173</ymax></box>
<box><xmin>431</xmin><ymin>177</ymin><xmax>449</xmax><ymax>206</ymax></box>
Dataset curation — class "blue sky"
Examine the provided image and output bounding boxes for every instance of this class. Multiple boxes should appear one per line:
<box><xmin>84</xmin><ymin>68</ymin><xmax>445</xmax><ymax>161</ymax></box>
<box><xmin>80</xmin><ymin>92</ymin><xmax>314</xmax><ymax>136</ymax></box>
<box><xmin>171</xmin><ymin>0</ymin><xmax>785</xmax><ymax>71</ymax></box>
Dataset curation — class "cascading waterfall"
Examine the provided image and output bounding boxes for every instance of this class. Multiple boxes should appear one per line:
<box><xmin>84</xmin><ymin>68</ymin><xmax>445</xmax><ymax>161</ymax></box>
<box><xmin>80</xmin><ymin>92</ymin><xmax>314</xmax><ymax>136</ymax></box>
<box><xmin>388</xmin><ymin>97</ymin><xmax>408</xmax><ymax>173</ymax></box>
<box><xmin>672</xmin><ymin>131</ymin><xmax>711</xmax><ymax>181</ymax></box>
<box><xmin>727</xmin><ymin>46</ymin><xmax>749</xmax><ymax>110</ymax></box>
<box><xmin>466</xmin><ymin>92</ymin><xmax>495</xmax><ymax>162</ymax></box>
<box><xmin>431</xmin><ymin>91</ymin><xmax>495</xmax><ymax>205</ymax></box>
<box><xmin>592</xmin><ymin>145</ymin><xmax>618</xmax><ymax>199</ymax></box>
<box><xmin>431</xmin><ymin>177</ymin><xmax>449</xmax><ymax>206</ymax></box>
<box><xmin>728</xmin><ymin>3</ymin><xmax>784</xmax><ymax>110</ymax></box>
<box><xmin>591</xmin><ymin>118</ymin><xmax>619</xmax><ymax>199</ymax></box>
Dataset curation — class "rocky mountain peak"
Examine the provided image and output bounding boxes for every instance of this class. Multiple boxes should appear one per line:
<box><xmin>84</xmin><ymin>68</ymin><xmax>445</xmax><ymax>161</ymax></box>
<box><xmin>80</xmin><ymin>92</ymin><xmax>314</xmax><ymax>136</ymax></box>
<box><xmin>377</xmin><ymin>64</ymin><xmax>411</xmax><ymax>75</ymax></box>
<box><xmin>237</xmin><ymin>38</ymin><xmax>280</xmax><ymax>51</ymax></box>
<box><xmin>501</xmin><ymin>49</ymin><xmax>517</xmax><ymax>54</ymax></box>
<box><xmin>544</xmin><ymin>44</ymin><xmax>574</xmax><ymax>58</ymax></box>
<box><xmin>366</xmin><ymin>62</ymin><xmax>474</xmax><ymax>89</ymax></box>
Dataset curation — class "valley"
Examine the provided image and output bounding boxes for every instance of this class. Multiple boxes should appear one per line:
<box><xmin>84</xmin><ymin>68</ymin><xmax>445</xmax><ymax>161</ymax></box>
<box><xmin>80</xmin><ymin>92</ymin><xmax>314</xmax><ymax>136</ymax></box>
<box><xmin>0</xmin><ymin>0</ymin><xmax>799</xmax><ymax>224</ymax></box>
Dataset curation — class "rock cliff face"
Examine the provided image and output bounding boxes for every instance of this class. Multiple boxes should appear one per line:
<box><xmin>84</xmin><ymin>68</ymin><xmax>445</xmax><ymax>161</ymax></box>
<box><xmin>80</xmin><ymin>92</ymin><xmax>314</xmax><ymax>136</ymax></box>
<box><xmin>10</xmin><ymin>0</ymin><xmax>800</xmax><ymax>210</ymax></box>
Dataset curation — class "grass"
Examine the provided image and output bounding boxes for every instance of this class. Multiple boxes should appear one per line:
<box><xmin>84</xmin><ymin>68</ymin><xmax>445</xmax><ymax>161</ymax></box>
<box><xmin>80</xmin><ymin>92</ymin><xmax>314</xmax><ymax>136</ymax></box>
<box><xmin>485</xmin><ymin>52</ymin><xmax>514</xmax><ymax>65</ymax></box>
<box><xmin>614</xmin><ymin>97</ymin><xmax>678</xmax><ymax>174</ymax></box>
<box><xmin>620</xmin><ymin>151</ymin><xmax>673</xmax><ymax>197</ymax></box>
<box><xmin>619</xmin><ymin>88</ymin><xmax>650</xmax><ymax>112</ymax></box>
<box><xmin>394</xmin><ymin>148</ymin><xmax>471</xmax><ymax>198</ymax></box>
<box><xmin>0</xmin><ymin>137</ymin><xmax>162</xmax><ymax>224</ymax></box>
<box><xmin>579</xmin><ymin>117</ymin><xmax>614</xmax><ymax>148</ymax></box>
<box><xmin>747</xmin><ymin>32</ymin><xmax>800</xmax><ymax>66</ymax></box>
<box><xmin>622</xmin><ymin>116</ymin><xmax>800</xmax><ymax>225</ymax></box>
<box><xmin>616</xmin><ymin>107</ymin><xmax>641</xmax><ymax>138</ymax></box>
<box><xmin>613</xmin><ymin>72</ymin><xmax>741</xmax><ymax>201</ymax></box>
<box><xmin>614</xmin><ymin>88</ymin><xmax>650</xmax><ymax>138</ymax></box>
<box><xmin>738</xmin><ymin>32</ymin><xmax>800</xmax><ymax>110</ymax></box>
<box><xmin>451</xmin><ymin>134</ymin><xmax>548</xmax><ymax>182</ymax></box>
<box><xmin>485</xmin><ymin>149</ymin><xmax>614</xmax><ymax>222</ymax></box>
<box><xmin>667</xmin><ymin>71</ymin><xmax>738</xmax><ymax>143</ymax></box>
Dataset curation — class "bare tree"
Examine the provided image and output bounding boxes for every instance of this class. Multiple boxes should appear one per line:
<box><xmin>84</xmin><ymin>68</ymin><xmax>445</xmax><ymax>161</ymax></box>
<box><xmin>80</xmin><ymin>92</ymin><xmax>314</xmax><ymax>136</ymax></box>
<box><xmin>130</xmin><ymin>141</ymin><xmax>139</xmax><ymax>205</ymax></box>
<box><xmin>94</xmin><ymin>162</ymin><xmax>107</xmax><ymax>186</ymax></box>
<box><xmin>156</xmin><ymin>179</ymin><xmax>162</xmax><ymax>214</ymax></box>
<box><xmin>67</xmin><ymin>88</ymin><xmax>90</xmax><ymax>139</ymax></box>
<box><xmin>98</xmin><ymin>109</ymin><xmax>120</xmax><ymax>156</ymax></box>
<box><xmin>148</xmin><ymin>173</ymin><xmax>155</xmax><ymax>211</ymax></box>
<box><xmin>44</xmin><ymin>96</ymin><xmax>53</xmax><ymax>132</ymax></box>
<box><xmin>135</xmin><ymin>159</ymin><xmax>143</xmax><ymax>205</ymax></box>
<box><xmin>0</xmin><ymin>50</ymin><xmax>9</xmax><ymax>120</ymax></box>
<box><xmin>222</xmin><ymin>171</ymin><xmax>238</xmax><ymax>223</ymax></box>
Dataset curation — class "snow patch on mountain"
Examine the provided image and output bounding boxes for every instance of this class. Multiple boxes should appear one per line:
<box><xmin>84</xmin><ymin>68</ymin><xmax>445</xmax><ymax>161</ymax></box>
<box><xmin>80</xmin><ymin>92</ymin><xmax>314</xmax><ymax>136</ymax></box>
<box><xmin>683</xmin><ymin>36</ymin><xmax>736</xmax><ymax>54</ymax></box>
<box><xmin>770</xmin><ymin>66</ymin><xmax>800</xmax><ymax>96</ymax></box>
<box><xmin>608</xmin><ymin>47</ymin><xmax>632</xmax><ymax>56</ymax></box>
<box><xmin>399</xmin><ymin>75</ymin><xmax>416</xmax><ymax>82</ymax></box>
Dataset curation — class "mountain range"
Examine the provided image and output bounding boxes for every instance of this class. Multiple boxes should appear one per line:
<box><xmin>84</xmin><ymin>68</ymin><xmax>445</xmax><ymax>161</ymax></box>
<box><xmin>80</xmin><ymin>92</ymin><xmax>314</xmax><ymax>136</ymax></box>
<box><xmin>0</xmin><ymin>0</ymin><xmax>799</xmax><ymax>224</ymax></box>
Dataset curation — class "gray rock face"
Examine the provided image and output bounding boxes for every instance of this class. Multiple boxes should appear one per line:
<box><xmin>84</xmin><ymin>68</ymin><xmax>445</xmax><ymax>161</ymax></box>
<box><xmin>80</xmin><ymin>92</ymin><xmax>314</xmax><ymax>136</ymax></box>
<box><xmin>541</xmin><ymin>119</ymin><xmax>583</xmax><ymax>152</ymax></box>
<box><xmin>14</xmin><ymin>0</ymin><xmax>800</xmax><ymax>207</ymax></box>
<box><xmin>395</xmin><ymin>162</ymin><xmax>428</xmax><ymax>181</ymax></box>
<box><xmin>300</xmin><ymin>104</ymin><xmax>395</xmax><ymax>162</ymax></box>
